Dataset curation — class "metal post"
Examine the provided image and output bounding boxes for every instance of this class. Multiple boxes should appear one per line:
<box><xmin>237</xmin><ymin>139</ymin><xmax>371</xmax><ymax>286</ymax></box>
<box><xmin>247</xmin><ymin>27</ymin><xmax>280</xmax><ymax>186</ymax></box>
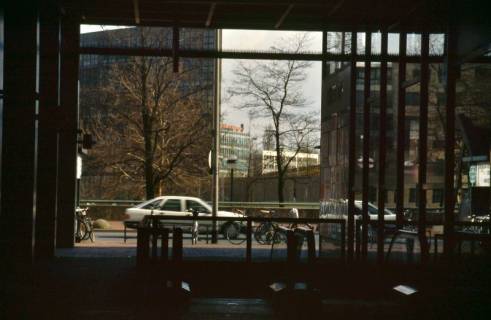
<box><xmin>362</xmin><ymin>32</ymin><xmax>372</xmax><ymax>259</ymax></box>
<box><xmin>444</xmin><ymin>27</ymin><xmax>457</xmax><ymax>258</ymax></box>
<box><xmin>246</xmin><ymin>218</ymin><xmax>252</xmax><ymax>262</ymax></box>
<box><xmin>56</xmin><ymin>16</ymin><xmax>79</xmax><ymax>248</ymax></box>
<box><xmin>396</xmin><ymin>33</ymin><xmax>407</xmax><ymax>229</ymax></box>
<box><xmin>320</xmin><ymin>30</ymin><xmax>328</xmax><ymax>199</ymax></box>
<box><xmin>419</xmin><ymin>32</ymin><xmax>430</xmax><ymax>263</ymax></box>
<box><xmin>172</xmin><ymin>25</ymin><xmax>179</xmax><ymax>73</ymax></box>
<box><xmin>347</xmin><ymin>31</ymin><xmax>357</xmax><ymax>262</ymax></box>
<box><xmin>35</xmin><ymin>3</ymin><xmax>60</xmax><ymax>260</ymax></box>
<box><xmin>211</xmin><ymin>29</ymin><xmax>222</xmax><ymax>243</ymax></box>
<box><xmin>172</xmin><ymin>228</ymin><xmax>183</xmax><ymax>261</ymax></box>
<box><xmin>230</xmin><ymin>168</ymin><xmax>234</xmax><ymax>202</ymax></box>
<box><xmin>377</xmin><ymin>30</ymin><xmax>388</xmax><ymax>264</ymax></box>
<box><xmin>160</xmin><ymin>229</ymin><xmax>169</xmax><ymax>262</ymax></box>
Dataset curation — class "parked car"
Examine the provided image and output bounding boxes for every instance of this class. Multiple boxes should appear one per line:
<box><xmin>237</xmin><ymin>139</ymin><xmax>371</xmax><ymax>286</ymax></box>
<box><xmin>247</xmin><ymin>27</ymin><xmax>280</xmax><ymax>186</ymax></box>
<box><xmin>123</xmin><ymin>196</ymin><xmax>245</xmax><ymax>237</ymax></box>
<box><xmin>322</xmin><ymin>200</ymin><xmax>397</xmax><ymax>241</ymax></box>
<box><xmin>323</xmin><ymin>200</ymin><xmax>396</xmax><ymax>221</ymax></box>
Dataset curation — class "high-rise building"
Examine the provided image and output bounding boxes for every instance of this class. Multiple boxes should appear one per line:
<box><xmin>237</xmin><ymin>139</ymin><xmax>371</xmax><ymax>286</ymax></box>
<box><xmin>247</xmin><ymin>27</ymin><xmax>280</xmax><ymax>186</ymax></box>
<box><xmin>219</xmin><ymin>123</ymin><xmax>251</xmax><ymax>177</ymax></box>
<box><xmin>320</xmin><ymin>61</ymin><xmax>447</xmax><ymax>208</ymax></box>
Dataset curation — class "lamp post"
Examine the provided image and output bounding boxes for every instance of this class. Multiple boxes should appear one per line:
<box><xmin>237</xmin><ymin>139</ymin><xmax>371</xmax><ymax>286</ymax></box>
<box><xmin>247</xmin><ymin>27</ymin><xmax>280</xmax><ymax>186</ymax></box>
<box><xmin>227</xmin><ymin>155</ymin><xmax>238</xmax><ymax>202</ymax></box>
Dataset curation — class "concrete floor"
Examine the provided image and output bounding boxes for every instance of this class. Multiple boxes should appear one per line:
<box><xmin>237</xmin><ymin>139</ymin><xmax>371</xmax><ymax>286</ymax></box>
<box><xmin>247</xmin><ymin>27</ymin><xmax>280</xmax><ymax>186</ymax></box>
<box><xmin>3</xmin><ymin>255</ymin><xmax>491</xmax><ymax>320</ymax></box>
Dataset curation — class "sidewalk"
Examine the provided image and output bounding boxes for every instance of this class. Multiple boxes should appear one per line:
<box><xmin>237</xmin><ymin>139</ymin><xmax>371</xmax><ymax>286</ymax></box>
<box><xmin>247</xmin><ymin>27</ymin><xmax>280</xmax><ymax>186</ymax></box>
<box><xmin>95</xmin><ymin>220</ymin><xmax>130</xmax><ymax>232</ymax></box>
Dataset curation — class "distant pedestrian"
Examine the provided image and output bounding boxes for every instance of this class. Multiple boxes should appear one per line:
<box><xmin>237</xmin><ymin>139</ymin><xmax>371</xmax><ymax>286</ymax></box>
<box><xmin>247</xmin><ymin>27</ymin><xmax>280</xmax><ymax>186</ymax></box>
<box><xmin>191</xmin><ymin>209</ymin><xmax>199</xmax><ymax>245</ymax></box>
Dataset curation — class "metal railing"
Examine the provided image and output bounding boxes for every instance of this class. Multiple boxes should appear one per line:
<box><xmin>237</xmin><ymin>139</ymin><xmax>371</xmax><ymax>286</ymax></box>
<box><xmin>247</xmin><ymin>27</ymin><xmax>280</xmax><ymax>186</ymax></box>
<box><xmin>135</xmin><ymin>215</ymin><xmax>346</xmax><ymax>265</ymax></box>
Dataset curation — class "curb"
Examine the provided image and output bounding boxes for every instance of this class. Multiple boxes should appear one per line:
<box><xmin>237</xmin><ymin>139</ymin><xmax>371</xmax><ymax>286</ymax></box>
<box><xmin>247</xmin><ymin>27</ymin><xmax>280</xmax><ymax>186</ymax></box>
<box><xmin>94</xmin><ymin>228</ymin><xmax>136</xmax><ymax>233</ymax></box>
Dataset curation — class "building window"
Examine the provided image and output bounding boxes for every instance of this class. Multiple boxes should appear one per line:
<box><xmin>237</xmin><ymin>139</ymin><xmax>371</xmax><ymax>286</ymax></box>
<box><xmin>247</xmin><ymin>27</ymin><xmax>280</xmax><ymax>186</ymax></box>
<box><xmin>409</xmin><ymin>188</ymin><xmax>417</xmax><ymax>203</ymax></box>
<box><xmin>432</xmin><ymin>189</ymin><xmax>443</xmax><ymax>204</ymax></box>
<box><xmin>405</xmin><ymin>92</ymin><xmax>420</xmax><ymax>105</ymax></box>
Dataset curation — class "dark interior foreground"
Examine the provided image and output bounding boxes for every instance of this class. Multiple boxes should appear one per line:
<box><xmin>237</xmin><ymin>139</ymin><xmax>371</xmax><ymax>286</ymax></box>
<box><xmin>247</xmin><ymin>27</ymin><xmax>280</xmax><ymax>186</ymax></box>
<box><xmin>1</xmin><ymin>1</ymin><xmax>491</xmax><ymax>319</ymax></box>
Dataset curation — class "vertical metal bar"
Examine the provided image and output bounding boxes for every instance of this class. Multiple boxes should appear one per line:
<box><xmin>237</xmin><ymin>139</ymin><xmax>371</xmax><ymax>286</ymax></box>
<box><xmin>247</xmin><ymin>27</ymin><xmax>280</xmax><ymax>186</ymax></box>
<box><xmin>151</xmin><ymin>228</ymin><xmax>158</xmax><ymax>260</ymax></box>
<box><xmin>396</xmin><ymin>33</ymin><xmax>407</xmax><ymax>229</ymax></box>
<box><xmin>362</xmin><ymin>32</ymin><xmax>372</xmax><ymax>259</ymax></box>
<box><xmin>246</xmin><ymin>218</ymin><xmax>252</xmax><ymax>262</ymax></box>
<box><xmin>172</xmin><ymin>25</ymin><xmax>179</xmax><ymax>73</ymax></box>
<box><xmin>320</xmin><ymin>30</ymin><xmax>328</xmax><ymax>199</ymax></box>
<box><xmin>286</xmin><ymin>229</ymin><xmax>296</xmax><ymax>289</ymax></box>
<box><xmin>347</xmin><ymin>31</ymin><xmax>357</xmax><ymax>262</ymax></box>
<box><xmin>35</xmin><ymin>3</ymin><xmax>60</xmax><ymax>260</ymax></box>
<box><xmin>444</xmin><ymin>27</ymin><xmax>457</xmax><ymax>258</ymax></box>
<box><xmin>419</xmin><ymin>32</ymin><xmax>430</xmax><ymax>263</ymax></box>
<box><xmin>307</xmin><ymin>230</ymin><xmax>316</xmax><ymax>263</ymax></box>
<box><xmin>355</xmin><ymin>220</ymin><xmax>361</xmax><ymax>259</ymax></box>
<box><xmin>340</xmin><ymin>220</ymin><xmax>346</xmax><ymax>259</ymax></box>
<box><xmin>377</xmin><ymin>31</ymin><xmax>388</xmax><ymax>264</ymax></box>
<box><xmin>286</xmin><ymin>229</ymin><xmax>296</xmax><ymax>265</ymax></box>
<box><xmin>211</xmin><ymin>29</ymin><xmax>221</xmax><ymax>243</ymax></box>
<box><xmin>160</xmin><ymin>229</ymin><xmax>169</xmax><ymax>262</ymax></box>
<box><xmin>172</xmin><ymin>228</ymin><xmax>183</xmax><ymax>261</ymax></box>
<box><xmin>136</xmin><ymin>228</ymin><xmax>144</xmax><ymax>265</ymax></box>
<box><xmin>142</xmin><ymin>230</ymin><xmax>150</xmax><ymax>265</ymax></box>
<box><xmin>56</xmin><ymin>16</ymin><xmax>79</xmax><ymax>248</ymax></box>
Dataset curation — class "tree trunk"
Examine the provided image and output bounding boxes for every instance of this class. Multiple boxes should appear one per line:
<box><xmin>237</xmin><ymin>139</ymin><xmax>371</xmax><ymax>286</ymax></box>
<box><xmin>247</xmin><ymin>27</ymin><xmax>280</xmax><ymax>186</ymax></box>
<box><xmin>277</xmin><ymin>172</ymin><xmax>285</xmax><ymax>203</ymax></box>
<box><xmin>275</xmin><ymin>130</ymin><xmax>284</xmax><ymax>204</ymax></box>
<box><xmin>143</xmin><ymin>111</ymin><xmax>155</xmax><ymax>200</ymax></box>
<box><xmin>140</xmin><ymin>60</ymin><xmax>154</xmax><ymax>200</ymax></box>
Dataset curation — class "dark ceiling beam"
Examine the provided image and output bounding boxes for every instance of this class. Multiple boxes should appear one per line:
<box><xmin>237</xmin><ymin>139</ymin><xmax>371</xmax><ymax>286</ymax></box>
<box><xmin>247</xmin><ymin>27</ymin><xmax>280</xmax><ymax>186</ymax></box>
<box><xmin>144</xmin><ymin>0</ymin><xmax>330</xmax><ymax>7</ymax></box>
<box><xmin>133</xmin><ymin>0</ymin><xmax>141</xmax><ymax>24</ymax></box>
<box><xmin>327</xmin><ymin>0</ymin><xmax>345</xmax><ymax>17</ymax></box>
<box><xmin>77</xmin><ymin>45</ymin><xmax>472</xmax><ymax>63</ymax></box>
<box><xmin>275</xmin><ymin>4</ymin><xmax>293</xmax><ymax>29</ymax></box>
<box><xmin>205</xmin><ymin>2</ymin><xmax>216</xmax><ymax>27</ymax></box>
<box><xmin>388</xmin><ymin>1</ymin><xmax>422</xmax><ymax>31</ymax></box>
<box><xmin>80</xmin><ymin>15</ymin><xmax>446</xmax><ymax>33</ymax></box>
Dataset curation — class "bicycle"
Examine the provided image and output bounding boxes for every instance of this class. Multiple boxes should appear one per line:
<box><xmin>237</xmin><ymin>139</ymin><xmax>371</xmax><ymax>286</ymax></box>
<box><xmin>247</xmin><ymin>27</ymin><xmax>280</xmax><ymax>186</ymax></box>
<box><xmin>75</xmin><ymin>207</ymin><xmax>95</xmax><ymax>243</ymax></box>
<box><xmin>463</xmin><ymin>214</ymin><xmax>490</xmax><ymax>234</ymax></box>
<box><xmin>224</xmin><ymin>222</ymin><xmax>247</xmax><ymax>245</ymax></box>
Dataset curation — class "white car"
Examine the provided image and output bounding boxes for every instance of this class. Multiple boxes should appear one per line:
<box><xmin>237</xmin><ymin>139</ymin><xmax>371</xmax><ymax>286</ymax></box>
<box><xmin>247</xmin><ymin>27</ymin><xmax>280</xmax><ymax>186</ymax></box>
<box><xmin>123</xmin><ymin>196</ymin><xmax>244</xmax><ymax>237</ymax></box>
<box><xmin>323</xmin><ymin>200</ymin><xmax>396</xmax><ymax>222</ymax></box>
<box><xmin>322</xmin><ymin>200</ymin><xmax>397</xmax><ymax>241</ymax></box>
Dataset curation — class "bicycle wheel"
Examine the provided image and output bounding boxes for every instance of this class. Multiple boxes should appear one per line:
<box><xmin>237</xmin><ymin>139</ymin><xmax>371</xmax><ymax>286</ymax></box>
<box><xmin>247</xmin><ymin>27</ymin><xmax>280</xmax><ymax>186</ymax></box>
<box><xmin>87</xmin><ymin>218</ymin><xmax>95</xmax><ymax>242</ymax></box>
<box><xmin>272</xmin><ymin>230</ymin><xmax>286</xmax><ymax>244</ymax></box>
<box><xmin>255</xmin><ymin>223</ymin><xmax>274</xmax><ymax>245</ymax></box>
<box><xmin>225</xmin><ymin>223</ymin><xmax>246</xmax><ymax>245</ymax></box>
<box><xmin>79</xmin><ymin>221</ymin><xmax>89</xmax><ymax>241</ymax></box>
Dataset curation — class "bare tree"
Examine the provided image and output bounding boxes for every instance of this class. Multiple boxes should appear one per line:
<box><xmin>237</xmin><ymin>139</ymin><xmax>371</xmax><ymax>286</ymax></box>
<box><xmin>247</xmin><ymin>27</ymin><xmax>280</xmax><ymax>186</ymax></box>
<box><xmin>228</xmin><ymin>33</ymin><xmax>319</xmax><ymax>202</ymax></box>
<box><xmin>81</xmin><ymin>28</ymin><xmax>212</xmax><ymax>199</ymax></box>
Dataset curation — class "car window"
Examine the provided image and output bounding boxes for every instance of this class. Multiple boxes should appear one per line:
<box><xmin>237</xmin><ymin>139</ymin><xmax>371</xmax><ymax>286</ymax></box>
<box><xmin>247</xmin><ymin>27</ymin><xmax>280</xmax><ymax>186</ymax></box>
<box><xmin>160</xmin><ymin>199</ymin><xmax>181</xmax><ymax>211</ymax></box>
<box><xmin>142</xmin><ymin>199</ymin><xmax>162</xmax><ymax>209</ymax></box>
<box><xmin>186</xmin><ymin>200</ymin><xmax>210</xmax><ymax>213</ymax></box>
<box><xmin>367</xmin><ymin>204</ymin><xmax>379</xmax><ymax>215</ymax></box>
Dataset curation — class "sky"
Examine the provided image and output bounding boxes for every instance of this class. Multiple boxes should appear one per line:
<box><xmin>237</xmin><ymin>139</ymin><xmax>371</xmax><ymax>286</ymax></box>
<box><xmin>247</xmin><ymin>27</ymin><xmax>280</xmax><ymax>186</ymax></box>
<box><xmin>80</xmin><ymin>25</ymin><xmax>323</xmax><ymax>139</ymax></box>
